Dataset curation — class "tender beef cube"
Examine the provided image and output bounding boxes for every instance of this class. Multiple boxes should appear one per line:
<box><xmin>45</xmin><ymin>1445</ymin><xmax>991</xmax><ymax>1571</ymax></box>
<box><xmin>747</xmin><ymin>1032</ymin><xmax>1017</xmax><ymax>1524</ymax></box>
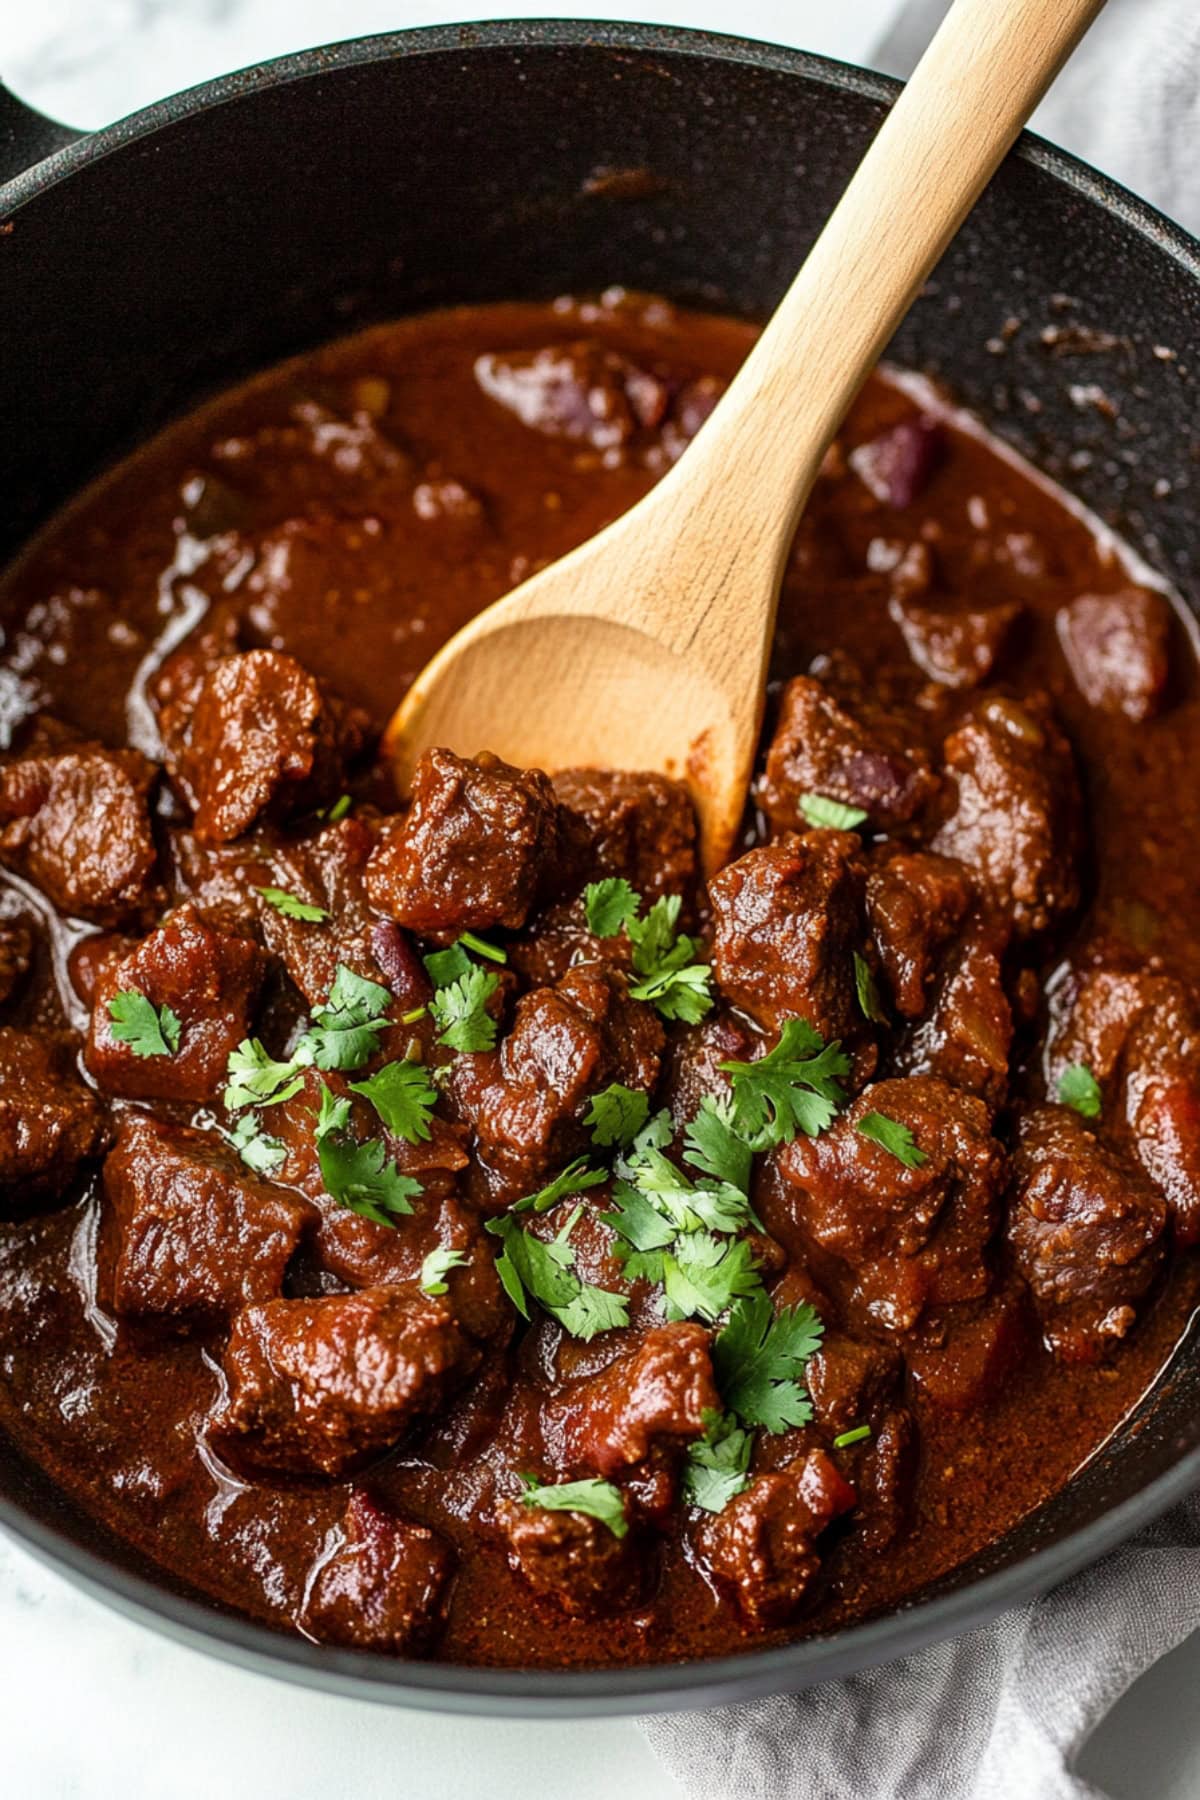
<box><xmin>931</xmin><ymin>694</ymin><xmax>1082</xmax><ymax>936</ymax></box>
<box><xmin>546</xmin><ymin>1324</ymin><xmax>718</xmax><ymax>1477</ymax></box>
<box><xmin>100</xmin><ymin>1113</ymin><xmax>313</xmax><ymax>1328</ymax></box>
<box><xmin>0</xmin><ymin>913</ymin><xmax>33</xmax><ymax>1005</ymax></box>
<box><xmin>1057</xmin><ymin>587</ymin><xmax>1171</xmax><ymax>722</ymax></box>
<box><xmin>660</xmin><ymin>1010</ymin><xmax>756</xmax><ymax>1130</ymax></box>
<box><xmin>709</xmin><ymin>834</ymin><xmax>867</xmax><ymax>1046</ymax></box>
<box><xmin>302</xmin><ymin>1491</ymin><xmax>454</xmax><ymax>1653</ymax></box>
<box><xmin>450</xmin><ymin>964</ymin><xmax>663</xmax><ymax>1198</ymax></box>
<box><xmin>213</xmin><ymin>1287</ymin><xmax>477</xmax><ymax>1476</ymax></box>
<box><xmin>86</xmin><ymin>904</ymin><xmax>266</xmax><ymax>1102</ymax></box>
<box><xmin>778</xmin><ymin>1078</ymin><xmax>1005</xmax><ymax>1333</ymax></box>
<box><xmin>553</xmin><ymin>766</ymin><xmax>698</xmax><ymax>903</ymax></box>
<box><xmin>856</xmin><ymin>1407</ymin><xmax>918</xmax><ymax>1551</ymax></box>
<box><xmin>889</xmin><ymin>595</ymin><xmax>1023</xmax><ymax>689</ymax></box>
<box><xmin>211</xmin><ymin>392</ymin><xmax>412</xmax><ymax>507</ymax></box>
<box><xmin>496</xmin><ymin>1494</ymin><xmax>642</xmax><ymax>1617</ymax></box>
<box><xmin>894</xmin><ymin>923</ymin><xmax>1013</xmax><ymax>1106</ymax></box>
<box><xmin>0</xmin><ymin>740</ymin><xmax>159</xmax><ymax>925</ymax></box>
<box><xmin>366</xmin><ymin>749</ymin><xmax>561</xmax><ymax>938</ymax></box>
<box><xmin>1043</xmin><ymin>955</ymin><xmax>1186</xmax><ymax>1094</ymax></box>
<box><xmin>0</xmin><ymin>1027</ymin><xmax>111</xmax><ymax>1202</ymax></box>
<box><xmin>866</xmin><ymin>850</ymin><xmax>973</xmax><ymax>1018</ymax></box>
<box><xmin>849</xmin><ymin>416</ymin><xmax>944</xmax><ymax>509</ymax></box>
<box><xmin>756</xmin><ymin>675</ymin><xmax>938</xmax><ymax>834</ymax></box>
<box><xmin>806</xmin><ymin>1328</ymin><xmax>903</xmax><ymax>1437</ymax></box>
<box><xmin>1008</xmin><ymin>1106</ymin><xmax>1166</xmax><ymax>1363</ymax></box>
<box><xmin>474</xmin><ymin>340</ymin><xmax>668</xmax><ymax>451</ymax></box>
<box><xmin>907</xmin><ymin>1285</ymin><xmax>1028</xmax><ymax>1410</ymax></box>
<box><xmin>696</xmin><ymin>1450</ymin><xmax>856</xmax><ymax>1629</ymax></box>
<box><xmin>157</xmin><ymin>648</ymin><xmax>366</xmax><ymax>842</ymax></box>
<box><xmin>1119</xmin><ymin>998</ymin><xmax>1200</xmax><ymax>1247</ymax></box>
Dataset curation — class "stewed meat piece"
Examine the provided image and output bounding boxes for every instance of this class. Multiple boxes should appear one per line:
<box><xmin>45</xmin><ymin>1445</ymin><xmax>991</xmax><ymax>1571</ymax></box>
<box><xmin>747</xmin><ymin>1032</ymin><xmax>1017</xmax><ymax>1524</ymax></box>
<box><xmin>0</xmin><ymin>913</ymin><xmax>33</xmax><ymax>1005</ymax></box>
<box><xmin>889</xmin><ymin>595</ymin><xmax>1023</xmax><ymax>690</ymax></box>
<box><xmin>0</xmin><ymin>1027</ymin><xmax>111</xmax><ymax>1202</ymax></box>
<box><xmin>302</xmin><ymin>1491</ymin><xmax>455</xmax><ymax>1653</ymax></box>
<box><xmin>906</xmin><ymin>1284</ymin><xmax>1029</xmax><ymax>1411</ymax></box>
<box><xmin>496</xmin><ymin>1494</ymin><xmax>642</xmax><ymax>1617</ymax></box>
<box><xmin>553</xmin><ymin>766</ymin><xmax>698</xmax><ymax>903</ymax></box>
<box><xmin>366</xmin><ymin>748</ymin><xmax>562</xmax><ymax>938</ymax></box>
<box><xmin>1057</xmin><ymin>587</ymin><xmax>1171</xmax><ymax>722</ymax></box>
<box><xmin>849</xmin><ymin>415</ymin><xmax>944</xmax><ymax>509</ymax></box>
<box><xmin>474</xmin><ymin>339</ymin><xmax>668</xmax><ymax>450</ymax></box>
<box><xmin>932</xmin><ymin>693</ymin><xmax>1082</xmax><ymax>936</ymax></box>
<box><xmin>756</xmin><ymin>674</ymin><xmax>938</xmax><ymax>835</ymax></box>
<box><xmin>1118</xmin><ymin>996</ymin><xmax>1200</xmax><ymax>1248</ymax></box>
<box><xmin>1042</xmin><ymin>954</ymin><xmax>1187</xmax><ymax>1094</ymax></box>
<box><xmin>866</xmin><ymin>850</ymin><xmax>973</xmax><ymax>1019</ymax></box>
<box><xmin>696</xmin><ymin>1450</ymin><xmax>856</xmax><ymax>1629</ymax></box>
<box><xmin>86</xmin><ymin>903</ymin><xmax>266</xmax><ymax>1103</ymax></box>
<box><xmin>545</xmin><ymin>1324</ymin><xmax>718</xmax><ymax>1477</ymax></box>
<box><xmin>100</xmin><ymin>1113</ymin><xmax>313</xmax><ymax>1328</ymax></box>
<box><xmin>0</xmin><ymin>738</ymin><xmax>159</xmax><ymax>925</ymax></box>
<box><xmin>894</xmin><ymin>922</ymin><xmax>1013</xmax><ymax>1106</ymax></box>
<box><xmin>778</xmin><ymin>1077</ymin><xmax>1006</xmax><ymax>1333</ymax></box>
<box><xmin>213</xmin><ymin>1288</ymin><xmax>477</xmax><ymax>1476</ymax></box>
<box><xmin>1008</xmin><ymin>1106</ymin><xmax>1167</xmax><ymax>1363</ymax></box>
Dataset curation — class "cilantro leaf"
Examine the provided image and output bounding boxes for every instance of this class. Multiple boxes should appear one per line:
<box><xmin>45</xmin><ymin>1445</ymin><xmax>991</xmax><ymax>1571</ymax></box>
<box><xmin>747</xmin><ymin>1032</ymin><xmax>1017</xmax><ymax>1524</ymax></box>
<box><xmin>833</xmin><ymin>1423</ymin><xmax>872</xmax><ymax>1448</ymax></box>
<box><xmin>324</xmin><ymin>794</ymin><xmax>352</xmax><ymax>822</ymax></box>
<box><xmin>517</xmin><ymin>1473</ymin><xmax>628</xmax><ymax>1539</ymax></box>
<box><xmin>423</xmin><ymin>943</ymin><xmax>474</xmax><ymax>988</ymax></box>
<box><xmin>626</xmin><ymin>894</ymin><xmax>682</xmax><ymax>975</ymax></box>
<box><xmin>585</xmin><ymin>1082</ymin><xmax>651</xmax><ymax>1149</ymax></box>
<box><xmin>485</xmin><ymin>1209</ymin><xmax>629</xmax><ymax>1340</ymax></box>
<box><xmin>722</xmin><ymin>1018</ymin><xmax>850</xmax><ymax>1149</ymax></box>
<box><xmin>226</xmin><ymin>1111</ymin><xmax>287</xmax><ymax>1176</ymax></box>
<box><xmin>430</xmin><ymin>964</ymin><xmax>501</xmax><ymax>1053</ymax></box>
<box><xmin>856</xmin><ymin>1110</ymin><xmax>928</xmax><ymax>1168</ymax></box>
<box><xmin>510</xmin><ymin>1157</ymin><xmax>608</xmax><ymax>1215</ymax></box>
<box><xmin>602</xmin><ymin>1180</ymin><xmax>679</xmax><ymax>1254</ymax></box>
<box><xmin>621</xmin><ymin>1141</ymin><xmax>754</xmax><ymax>1236</ymax></box>
<box><xmin>349</xmin><ymin>1057</ymin><xmax>436</xmax><ymax>1144</ymax></box>
<box><xmin>798</xmin><ymin>792</ymin><xmax>868</xmax><ymax>831</ymax></box>
<box><xmin>583</xmin><ymin>877</ymin><xmax>640</xmax><ymax>938</ymax></box>
<box><xmin>713</xmin><ymin>1291</ymin><xmax>823</xmax><ymax>1432</ymax></box>
<box><xmin>295</xmin><ymin>963</ymin><xmax>393</xmax><ymax>1071</ymax></box>
<box><xmin>1059</xmin><ymin>1063</ymin><xmax>1102</xmax><ymax>1120</ymax></box>
<box><xmin>420</xmin><ymin>1245</ymin><xmax>469</xmax><ymax>1296</ymax></box>
<box><xmin>683</xmin><ymin>1411</ymin><xmax>753</xmax><ymax>1513</ymax></box>
<box><xmin>684</xmin><ymin>1096</ymin><xmax>753</xmax><ymax>1196</ymax></box>
<box><xmin>313</xmin><ymin>1082</ymin><xmax>352</xmax><ymax>1141</ymax></box>
<box><xmin>854</xmin><ymin>951</ymin><xmax>888</xmax><ymax>1024</ymax></box>
<box><xmin>256</xmin><ymin>886</ymin><xmax>329</xmax><ymax>923</ymax></box>
<box><xmin>107</xmin><ymin>991</ymin><xmax>182</xmax><ymax>1059</ymax></box>
<box><xmin>224</xmin><ymin>1038</ymin><xmax>305</xmax><ymax>1111</ymax></box>
<box><xmin>317</xmin><ymin>1132</ymin><xmax>420</xmax><ymax>1227</ymax></box>
<box><xmin>459</xmin><ymin>930</ymin><xmax>507</xmax><ymax>964</ymax></box>
<box><xmin>628</xmin><ymin>958</ymin><xmax>714</xmax><ymax>1023</ymax></box>
<box><xmin>662</xmin><ymin>1232</ymin><xmax>760</xmax><ymax>1323</ymax></box>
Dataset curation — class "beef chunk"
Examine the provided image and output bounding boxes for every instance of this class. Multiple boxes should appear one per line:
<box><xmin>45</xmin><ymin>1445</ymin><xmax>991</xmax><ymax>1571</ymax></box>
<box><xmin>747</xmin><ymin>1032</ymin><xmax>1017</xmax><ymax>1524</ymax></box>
<box><xmin>931</xmin><ymin>694</ymin><xmax>1082</xmax><ymax>935</ymax></box>
<box><xmin>660</xmin><ymin>1010</ymin><xmax>756</xmax><ymax>1131</ymax></box>
<box><xmin>1008</xmin><ymin>1105</ymin><xmax>1166</xmax><ymax>1362</ymax></box>
<box><xmin>450</xmin><ymin>964</ymin><xmax>663</xmax><ymax>1198</ymax></box>
<box><xmin>866</xmin><ymin>850</ymin><xmax>973</xmax><ymax>1019</ymax></box>
<box><xmin>553</xmin><ymin>767</ymin><xmax>698</xmax><ymax>902</ymax></box>
<box><xmin>889</xmin><ymin>595</ymin><xmax>1023</xmax><ymax>689</ymax></box>
<box><xmin>1043</xmin><ymin>955</ymin><xmax>1185</xmax><ymax>1093</ymax></box>
<box><xmin>1119</xmin><ymin>996</ymin><xmax>1200</xmax><ymax>1247</ymax></box>
<box><xmin>87</xmin><ymin>903</ymin><xmax>266</xmax><ymax>1102</ymax></box>
<box><xmin>366</xmin><ymin>749</ymin><xmax>561</xmax><ymax>938</ymax></box>
<box><xmin>778</xmin><ymin>1078</ymin><xmax>1005</xmax><ymax>1333</ymax></box>
<box><xmin>474</xmin><ymin>340</ymin><xmax>668</xmax><ymax>450</ymax></box>
<box><xmin>0</xmin><ymin>913</ymin><xmax>33</xmax><ymax>1005</ymax></box>
<box><xmin>101</xmin><ymin>1113</ymin><xmax>312</xmax><ymax>1328</ymax></box>
<box><xmin>806</xmin><ymin>1328</ymin><xmax>903</xmax><ymax>1437</ymax></box>
<box><xmin>302</xmin><ymin>1491</ymin><xmax>454</xmax><ymax>1653</ymax></box>
<box><xmin>1057</xmin><ymin>587</ymin><xmax>1171</xmax><ymax>722</ymax></box>
<box><xmin>756</xmin><ymin>675</ymin><xmax>938</xmax><ymax>835</ymax></box>
<box><xmin>0</xmin><ymin>1027</ymin><xmax>110</xmax><ymax>1201</ymax></box>
<box><xmin>157</xmin><ymin>648</ymin><xmax>366</xmax><ymax>842</ymax></box>
<box><xmin>496</xmin><ymin>1494</ymin><xmax>642</xmax><ymax>1617</ymax></box>
<box><xmin>696</xmin><ymin>1450</ymin><xmax>855</xmax><ymax>1628</ymax></box>
<box><xmin>213</xmin><ymin>1287</ymin><xmax>477</xmax><ymax>1476</ymax></box>
<box><xmin>849</xmin><ymin>416</ymin><xmax>944</xmax><ymax>509</ymax></box>
<box><xmin>907</xmin><ymin>1285</ymin><xmax>1028</xmax><ymax>1410</ymax></box>
<box><xmin>709</xmin><ymin>834</ymin><xmax>867</xmax><ymax>1044</ymax></box>
<box><xmin>546</xmin><ymin>1324</ymin><xmax>718</xmax><ymax>1476</ymax></box>
<box><xmin>0</xmin><ymin>740</ymin><xmax>158</xmax><ymax>925</ymax></box>
<box><xmin>894</xmin><ymin>923</ymin><xmax>1013</xmax><ymax>1105</ymax></box>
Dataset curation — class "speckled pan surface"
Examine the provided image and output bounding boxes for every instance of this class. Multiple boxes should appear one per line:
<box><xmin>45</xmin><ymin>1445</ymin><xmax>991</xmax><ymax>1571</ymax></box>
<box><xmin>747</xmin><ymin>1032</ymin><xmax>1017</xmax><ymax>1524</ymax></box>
<box><xmin>1</xmin><ymin>19</ymin><xmax>1200</xmax><ymax>1716</ymax></box>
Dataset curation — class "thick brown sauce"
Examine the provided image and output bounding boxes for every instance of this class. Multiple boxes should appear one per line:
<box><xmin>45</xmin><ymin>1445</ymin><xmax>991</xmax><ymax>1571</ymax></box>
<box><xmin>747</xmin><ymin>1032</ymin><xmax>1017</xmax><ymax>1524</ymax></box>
<box><xmin>2</xmin><ymin>291</ymin><xmax>1199</xmax><ymax>1668</ymax></box>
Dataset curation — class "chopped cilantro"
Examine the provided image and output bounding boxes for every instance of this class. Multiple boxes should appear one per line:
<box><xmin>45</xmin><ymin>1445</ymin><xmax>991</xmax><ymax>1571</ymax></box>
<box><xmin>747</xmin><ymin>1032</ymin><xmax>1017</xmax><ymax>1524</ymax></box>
<box><xmin>348</xmin><ymin>1057</ymin><xmax>436</xmax><ymax>1144</ymax></box>
<box><xmin>295</xmin><ymin>963</ymin><xmax>393</xmax><ymax>1072</ymax></box>
<box><xmin>683</xmin><ymin>1096</ymin><xmax>753</xmax><ymax>1196</ymax></box>
<box><xmin>423</xmin><ymin>942</ymin><xmax>474</xmax><ymax>988</ymax></box>
<box><xmin>107</xmin><ymin>991</ymin><xmax>182</xmax><ymax>1059</ymax></box>
<box><xmin>486</xmin><ymin>1208</ymin><xmax>629</xmax><ymax>1340</ymax></box>
<box><xmin>583</xmin><ymin>877</ymin><xmax>640</xmax><ymax>938</ymax></box>
<box><xmin>317</xmin><ymin>1130</ymin><xmax>420</xmax><ymax>1227</ymax></box>
<box><xmin>798</xmin><ymin>792</ymin><xmax>868</xmax><ymax>831</ymax></box>
<box><xmin>856</xmin><ymin>1110</ymin><xmax>928</xmax><ymax>1168</ymax></box>
<box><xmin>420</xmin><ymin>1245</ymin><xmax>469</xmax><ymax>1296</ymax></box>
<box><xmin>430</xmin><ymin>964</ymin><xmax>501</xmax><ymax>1053</ymax></box>
<box><xmin>585</xmin><ymin>1082</ymin><xmax>651</xmax><ymax>1149</ymax></box>
<box><xmin>833</xmin><ymin>1424</ymin><xmax>872</xmax><ymax>1449</ymax></box>
<box><xmin>722</xmin><ymin>1018</ymin><xmax>850</xmax><ymax>1149</ymax></box>
<box><xmin>1059</xmin><ymin>1063</ymin><xmax>1102</xmax><ymax>1120</ymax></box>
<box><xmin>517</xmin><ymin>1473</ymin><xmax>628</xmax><ymax>1539</ymax></box>
<box><xmin>854</xmin><ymin>951</ymin><xmax>888</xmax><ymax>1025</ymax></box>
<box><xmin>313</xmin><ymin>1082</ymin><xmax>352</xmax><ymax>1141</ymax></box>
<box><xmin>683</xmin><ymin>1411</ymin><xmax>753</xmax><ymax>1513</ymax></box>
<box><xmin>226</xmin><ymin>1111</ymin><xmax>287</xmax><ymax>1176</ymax></box>
<box><xmin>510</xmin><ymin>1157</ymin><xmax>607</xmax><ymax>1215</ymax></box>
<box><xmin>256</xmin><ymin>886</ymin><xmax>329</xmax><ymax>923</ymax></box>
<box><xmin>661</xmin><ymin>1232</ymin><xmax>760</xmax><ymax>1324</ymax></box>
<box><xmin>616</xmin><ymin>1143</ymin><xmax>753</xmax><ymax>1237</ymax></box>
<box><xmin>581</xmin><ymin>880</ymin><xmax>712</xmax><ymax>1022</ymax></box>
<box><xmin>713</xmin><ymin>1292</ymin><xmax>823</xmax><ymax>1432</ymax></box>
<box><xmin>224</xmin><ymin>1038</ymin><xmax>305</xmax><ymax>1111</ymax></box>
<box><xmin>459</xmin><ymin>930</ymin><xmax>507</xmax><ymax>964</ymax></box>
<box><xmin>324</xmin><ymin>793</ymin><xmax>352</xmax><ymax>822</ymax></box>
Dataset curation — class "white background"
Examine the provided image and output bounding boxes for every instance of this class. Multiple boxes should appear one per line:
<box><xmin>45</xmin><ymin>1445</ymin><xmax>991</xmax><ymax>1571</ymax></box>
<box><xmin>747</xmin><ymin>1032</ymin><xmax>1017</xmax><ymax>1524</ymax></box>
<box><xmin>3</xmin><ymin>3</ymin><xmax>1200</xmax><ymax>1795</ymax></box>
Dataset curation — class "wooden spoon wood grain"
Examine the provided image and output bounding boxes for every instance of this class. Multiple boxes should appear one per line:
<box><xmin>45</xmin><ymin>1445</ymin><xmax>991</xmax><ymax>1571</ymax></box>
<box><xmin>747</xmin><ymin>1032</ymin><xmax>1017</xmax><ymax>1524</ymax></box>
<box><xmin>385</xmin><ymin>0</ymin><xmax>1106</xmax><ymax>870</ymax></box>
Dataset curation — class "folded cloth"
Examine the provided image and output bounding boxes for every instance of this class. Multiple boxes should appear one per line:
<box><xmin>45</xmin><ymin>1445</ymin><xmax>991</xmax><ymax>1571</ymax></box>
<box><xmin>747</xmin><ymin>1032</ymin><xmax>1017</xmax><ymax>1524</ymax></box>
<box><xmin>640</xmin><ymin>4</ymin><xmax>1200</xmax><ymax>1795</ymax></box>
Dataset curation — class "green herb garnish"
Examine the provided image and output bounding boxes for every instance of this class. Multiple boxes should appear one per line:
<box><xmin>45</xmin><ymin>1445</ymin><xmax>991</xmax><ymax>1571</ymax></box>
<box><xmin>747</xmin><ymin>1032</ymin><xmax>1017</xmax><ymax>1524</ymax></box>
<box><xmin>585</xmin><ymin>1082</ymin><xmax>651</xmax><ymax>1150</ymax></box>
<box><xmin>486</xmin><ymin>1207</ymin><xmax>629</xmax><ymax>1340</ymax></box>
<box><xmin>256</xmin><ymin>886</ymin><xmax>329</xmax><ymax>923</ymax></box>
<box><xmin>854</xmin><ymin>951</ymin><xmax>888</xmax><ymax>1025</ymax></box>
<box><xmin>713</xmin><ymin>1292</ymin><xmax>823</xmax><ymax>1432</ymax></box>
<box><xmin>1059</xmin><ymin>1063</ymin><xmax>1102</xmax><ymax>1120</ymax></box>
<box><xmin>419</xmin><ymin>1246</ymin><xmax>469</xmax><ymax>1296</ymax></box>
<box><xmin>429</xmin><ymin>964</ymin><xmax>501</xmax><ymax>1053</ymax></box>
<box><xmin>722</xmin><ymin>1018</ymin><xmax>850</xmax><ymax>1149</ymax></box>
<box><xmin>317</xmin><ymin>1130</ymin><xmax>420</xmax><ymax>1227</ymax></box>
<box><xmin>226</xmin><ymin>1111</ymin><xmax>287</xmax><ymax>1176</ymax></box>
<box><xmin>516</xmin><ymin>1473</ymin><xmax>628</xmax><ymax>1539</ymax></box>
<box><xmin>107</xmin><ymin>991</ymin><xmax>182</xmax><ymax>1059</ymax></box>
<box><xmin>510</xmin><ymin>1157</ymin><xmax>608</xmax><ymax>1215</ymax></box>
<box><xmin>682</xmin><ymin>1411</ymin><xmax>754</xmax><ymax>1514</ymax></box>
<box><xmin>798</xmin><ymin>792</ymin><xmax>868</xmax><ymax>831</ymax></box>
<box><xmin>833</xmin><ymin>1424</ymin><xmax>872</xmax><ymax>1449</ymax></box>
<box><xmin>348</xmin><ymin>1057</ymin><xmax>437</xmax><ymax>1144</ymax></box>
<box><xmin>224</xmin><ymin>1038</ymin><xmax>305</xmax><ymax>1111</ymax></box>
<box><xmin>856</xmin><ymin>1110</ymin><xmax>928</xmax><ymax>1168</ymax></box>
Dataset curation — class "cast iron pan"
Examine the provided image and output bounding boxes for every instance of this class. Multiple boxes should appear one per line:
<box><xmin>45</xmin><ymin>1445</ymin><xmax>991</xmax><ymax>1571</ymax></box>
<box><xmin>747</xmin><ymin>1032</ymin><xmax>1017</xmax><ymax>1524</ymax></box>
<box><xmin>2</xmin><ymin>20</ymin><xmax>1200</xmax><ymax>1718</ymax></box>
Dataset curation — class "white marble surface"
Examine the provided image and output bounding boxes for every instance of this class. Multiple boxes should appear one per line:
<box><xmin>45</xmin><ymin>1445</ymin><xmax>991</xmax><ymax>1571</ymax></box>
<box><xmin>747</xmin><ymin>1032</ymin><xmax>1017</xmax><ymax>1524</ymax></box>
<box><xmin>3</xmin><ymin>3</ymin><xmax>1200</xmax><ymax>1797</ymax></box>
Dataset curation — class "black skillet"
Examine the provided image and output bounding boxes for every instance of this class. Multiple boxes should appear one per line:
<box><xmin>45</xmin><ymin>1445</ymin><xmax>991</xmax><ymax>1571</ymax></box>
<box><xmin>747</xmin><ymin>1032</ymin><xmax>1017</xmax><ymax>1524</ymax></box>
<box><xmin>2</xmin><ymin>19</ymin><xmax>1200</xmax><ymax>1718</ymax></box>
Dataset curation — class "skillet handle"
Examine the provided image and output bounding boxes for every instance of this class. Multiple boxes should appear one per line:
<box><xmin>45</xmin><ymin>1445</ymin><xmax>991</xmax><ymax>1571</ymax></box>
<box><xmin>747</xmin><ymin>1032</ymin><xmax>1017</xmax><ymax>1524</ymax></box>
<box><xmin>0</xmin><ymin>82</ymin><xmax>81</xmax><ymax>187</ymax></box>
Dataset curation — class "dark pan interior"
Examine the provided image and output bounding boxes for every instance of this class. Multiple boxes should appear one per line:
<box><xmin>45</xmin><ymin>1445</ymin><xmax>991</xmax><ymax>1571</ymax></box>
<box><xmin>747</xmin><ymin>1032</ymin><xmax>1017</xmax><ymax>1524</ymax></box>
<box><xmin>2</xmin><ymin>21</ymin><xmax>1200</xmax><ymax>1714</ymax></box>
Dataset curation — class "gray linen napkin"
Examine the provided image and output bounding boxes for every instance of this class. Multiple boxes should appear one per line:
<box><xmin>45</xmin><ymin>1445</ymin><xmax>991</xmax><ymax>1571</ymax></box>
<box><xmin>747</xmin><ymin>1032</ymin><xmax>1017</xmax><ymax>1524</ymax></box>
<box><xmin>639</xmin><ymin>4</ymin><xmax>1200</xmax><ymax>1793</ymax></box>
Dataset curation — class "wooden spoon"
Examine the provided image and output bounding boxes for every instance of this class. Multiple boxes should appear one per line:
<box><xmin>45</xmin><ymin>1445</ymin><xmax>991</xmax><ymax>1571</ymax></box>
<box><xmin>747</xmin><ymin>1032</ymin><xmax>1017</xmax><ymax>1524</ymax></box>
<box><xmin>385</xmin><ymin>0</ymin><xmax>1106</xmax><ymax>870</ymax></box>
